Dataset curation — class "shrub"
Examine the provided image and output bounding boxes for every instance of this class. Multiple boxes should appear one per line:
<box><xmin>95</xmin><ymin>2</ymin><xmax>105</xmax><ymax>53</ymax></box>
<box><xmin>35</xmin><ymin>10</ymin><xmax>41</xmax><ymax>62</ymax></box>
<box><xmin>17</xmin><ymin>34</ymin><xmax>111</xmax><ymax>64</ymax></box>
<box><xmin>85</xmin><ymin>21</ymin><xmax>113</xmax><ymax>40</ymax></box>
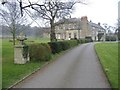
<box><xmin>9</xmin><ymin>39</ymin><xmax>13</xmax><ymax>42</ymax></box>
<box><xmin>59</xmin><ymin>41</ymin><xmax>69</xmax><ymax>50</ymax></box>
<box><xmin>77</xmin><ymin>39</ymin><xmax>86</xmax><ymax>44</ymax></box>
<box><xmin>29</xmin><ymin>43</ymin><xmax>51</xmax><ymax>61</ymax></box>
<box><xmin>81</xmin><ymin>39</ymin><xmax>86</xmax><ymax>43</ymax></box>
<box><xmin>106</xmin><ymin>36</ymin><xmax>117</xmax><ymax>41</ymax></box>
<box><xmin>48</xmin><ymin>40</ymin><xmax>78</xmax><ymax>54</ymax></box>
<box><xmin>48</xmin><ymin>42</ymin><xmax>62</xmax><ymax>54</ymax></box>
<box><xmin>23</xmin><ymin>45</ymin><xmax>29</xmax><ymax>59</ymax></box>
<box><xmin>85</xmin><ymin>36</ymin><xmax>93</xmax><ymax>42</ymax></box>
<box><xmin>68</xmin><ymin>40</ymin><xmax>78</xmax><ymax>47</ymax></box>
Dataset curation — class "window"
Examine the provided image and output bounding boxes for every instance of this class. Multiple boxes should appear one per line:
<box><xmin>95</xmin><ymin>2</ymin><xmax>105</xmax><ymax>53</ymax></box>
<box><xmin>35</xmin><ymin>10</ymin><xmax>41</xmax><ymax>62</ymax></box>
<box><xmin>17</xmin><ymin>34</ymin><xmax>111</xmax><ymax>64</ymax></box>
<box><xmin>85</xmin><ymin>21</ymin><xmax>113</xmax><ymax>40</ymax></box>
<box><xmin>69</xmin><ymin>33</ymin><xmax>71</xmax><ymax>38</ymax></box>
<box><xmin>74</xmin><ymin>33</ymin><xmax>77</xmax><ymax>39</ymax></box>
<box><xmin>92</xmin><ymin>27</ymin><xmax>95</xmax><ymax>30</ymax></box>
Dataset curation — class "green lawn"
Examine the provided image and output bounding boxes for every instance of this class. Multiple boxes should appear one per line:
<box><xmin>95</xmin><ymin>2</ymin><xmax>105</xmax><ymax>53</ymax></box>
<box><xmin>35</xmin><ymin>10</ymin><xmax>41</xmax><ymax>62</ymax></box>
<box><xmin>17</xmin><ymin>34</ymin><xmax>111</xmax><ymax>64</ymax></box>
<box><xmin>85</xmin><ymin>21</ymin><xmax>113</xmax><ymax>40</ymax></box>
<box><xmin>2</xmin><ymin>38</ymin><xmax>67</xmax><ymax>89</ymax></box>
<box><xmin>25</xmin><ymin>37</ymin><xmax>50</xmax><ymax>44</ymax></box>
<box><xmin>95</xmin><ymin>42</ymin><xmax>118</xmax><ymax>89</ymax></box>
<box><xmin>2</xmin><ymin>38</ymin><xmax>50</xmax><ymax>88</ymax></box>
<box><xmin>0</xmin><ymin>39</ymin><xmax>2</xmax><ymax>90</ymax></box>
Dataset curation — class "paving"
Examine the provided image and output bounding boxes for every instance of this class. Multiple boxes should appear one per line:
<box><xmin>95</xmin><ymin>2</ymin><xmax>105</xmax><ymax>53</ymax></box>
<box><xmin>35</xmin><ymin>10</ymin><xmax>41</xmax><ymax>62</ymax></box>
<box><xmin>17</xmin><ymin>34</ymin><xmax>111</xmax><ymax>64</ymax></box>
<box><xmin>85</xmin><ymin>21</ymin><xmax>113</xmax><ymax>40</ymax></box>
<box><xmin>13</xmin><ymin>43</ymin><xmax>111</xmax><ymax>88</ymax></box>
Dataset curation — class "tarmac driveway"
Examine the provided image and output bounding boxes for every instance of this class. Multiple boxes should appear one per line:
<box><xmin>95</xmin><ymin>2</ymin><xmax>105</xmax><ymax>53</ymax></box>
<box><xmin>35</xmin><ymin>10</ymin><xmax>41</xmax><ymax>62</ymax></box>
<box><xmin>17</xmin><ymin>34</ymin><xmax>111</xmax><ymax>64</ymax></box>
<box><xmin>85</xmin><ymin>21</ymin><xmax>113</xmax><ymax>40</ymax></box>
<box><xmin>13</xmin><ymin>43</ymin><xmax>111</xmax><ymax>88</ymax></box>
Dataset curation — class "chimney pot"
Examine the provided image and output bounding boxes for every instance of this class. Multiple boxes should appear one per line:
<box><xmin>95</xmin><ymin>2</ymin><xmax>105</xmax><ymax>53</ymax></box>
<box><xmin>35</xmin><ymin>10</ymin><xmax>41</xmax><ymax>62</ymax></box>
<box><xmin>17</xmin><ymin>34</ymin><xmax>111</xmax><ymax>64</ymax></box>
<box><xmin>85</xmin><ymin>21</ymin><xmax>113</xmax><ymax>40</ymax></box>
<box><xmin>81</xmin><ymin>16</ymin><xmax>88</xmax><ymax>21</ymax></box>
<box><xmin>98</xmin><ymin>22</ymin><xmax>100</xmax><ymax>25</ymax></box>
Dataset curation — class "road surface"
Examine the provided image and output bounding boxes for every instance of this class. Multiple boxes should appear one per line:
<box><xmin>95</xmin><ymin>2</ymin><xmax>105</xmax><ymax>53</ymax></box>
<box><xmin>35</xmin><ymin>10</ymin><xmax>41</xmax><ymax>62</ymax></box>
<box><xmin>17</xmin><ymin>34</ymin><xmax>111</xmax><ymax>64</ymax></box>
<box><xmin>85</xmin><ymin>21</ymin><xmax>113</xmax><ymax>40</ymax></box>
<box><xmin>13</xmin><ymin>43</ymin><xmax>111</xmax><ymax>88</ymax></box>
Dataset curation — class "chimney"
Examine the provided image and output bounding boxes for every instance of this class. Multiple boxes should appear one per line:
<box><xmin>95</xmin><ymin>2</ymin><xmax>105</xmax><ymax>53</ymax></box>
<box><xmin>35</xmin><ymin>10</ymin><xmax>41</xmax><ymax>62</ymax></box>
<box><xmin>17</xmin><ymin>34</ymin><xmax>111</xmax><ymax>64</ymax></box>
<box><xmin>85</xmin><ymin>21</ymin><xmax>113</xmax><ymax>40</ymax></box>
<box><xmin>81</xmin><ymin>16</ymin><xmax>88</xmax><ymax>21</ymax></box>
<box><xmin>98</xmin><ymin>22</ymin><xmax>100</xmax><ymax>25</ymax></box>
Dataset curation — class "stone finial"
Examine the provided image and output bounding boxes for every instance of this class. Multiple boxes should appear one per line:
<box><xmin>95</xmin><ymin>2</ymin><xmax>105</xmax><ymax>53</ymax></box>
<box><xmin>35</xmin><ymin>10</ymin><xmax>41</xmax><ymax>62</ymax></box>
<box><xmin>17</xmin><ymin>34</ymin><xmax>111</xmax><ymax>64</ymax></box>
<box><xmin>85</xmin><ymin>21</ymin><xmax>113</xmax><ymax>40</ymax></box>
<box><xmin>17</xmin><ymin>32</ymin><xmax>27</xmax><ymax>45</ymax></box>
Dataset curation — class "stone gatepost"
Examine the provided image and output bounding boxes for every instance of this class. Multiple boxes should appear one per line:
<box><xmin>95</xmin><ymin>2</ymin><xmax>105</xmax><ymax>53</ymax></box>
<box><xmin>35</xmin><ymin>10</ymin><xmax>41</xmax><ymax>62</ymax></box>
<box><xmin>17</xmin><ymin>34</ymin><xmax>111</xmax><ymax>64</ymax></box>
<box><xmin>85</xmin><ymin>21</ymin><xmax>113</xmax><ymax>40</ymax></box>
<box><xmin>14</xmin><ymin>32</ymin><xmax>29</xmax><ymax>64</ymax></box>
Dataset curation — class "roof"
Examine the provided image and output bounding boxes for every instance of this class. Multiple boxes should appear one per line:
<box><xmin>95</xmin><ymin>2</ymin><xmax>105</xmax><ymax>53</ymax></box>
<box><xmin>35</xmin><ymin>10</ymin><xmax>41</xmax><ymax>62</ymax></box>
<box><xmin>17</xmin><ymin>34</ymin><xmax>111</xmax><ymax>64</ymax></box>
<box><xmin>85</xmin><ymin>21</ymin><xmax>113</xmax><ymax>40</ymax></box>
<box><xmin>89</xmin><ymin>22</ymin><xmax>105</xmax><ymax>30</ymax></box>
<box><xmin>43</xmin><ymin>18</ymin><xmax>105</xmax><ymax>33</ymax></box>
<box><xmin>55</xmin><ymin>18</ymin><xmax>81</xmax><ymax>25</ymax></box>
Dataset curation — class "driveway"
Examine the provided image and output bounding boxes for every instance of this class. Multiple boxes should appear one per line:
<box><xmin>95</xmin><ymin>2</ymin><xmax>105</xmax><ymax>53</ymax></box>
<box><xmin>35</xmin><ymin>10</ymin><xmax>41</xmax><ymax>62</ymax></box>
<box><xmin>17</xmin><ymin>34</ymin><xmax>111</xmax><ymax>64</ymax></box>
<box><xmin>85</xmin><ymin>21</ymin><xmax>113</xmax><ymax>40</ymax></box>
<box><xmin>13</xmin><ymin>43</ymin><xmax>111</xmax><ymax>88</ymax></box>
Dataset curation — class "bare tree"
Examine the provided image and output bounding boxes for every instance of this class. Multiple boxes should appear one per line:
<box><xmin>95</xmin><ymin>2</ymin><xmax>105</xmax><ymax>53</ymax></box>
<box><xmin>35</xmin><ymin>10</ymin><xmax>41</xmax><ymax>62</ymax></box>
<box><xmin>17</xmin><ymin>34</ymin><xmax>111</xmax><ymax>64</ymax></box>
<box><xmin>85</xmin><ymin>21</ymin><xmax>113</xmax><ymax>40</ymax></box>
<box><xmin>117</xmin><ymin>19</ymin><xmax>120</xmax><ymax>40</ymax></box>
<box><xmin>0</xmin><ymin>1</ymin><xmax>27</xmax><ymax>45</ymax></box>
<box><xmin>18</xmin><ymin>0</ymin><xmax>86</xmax><ymax>42</ymax></box>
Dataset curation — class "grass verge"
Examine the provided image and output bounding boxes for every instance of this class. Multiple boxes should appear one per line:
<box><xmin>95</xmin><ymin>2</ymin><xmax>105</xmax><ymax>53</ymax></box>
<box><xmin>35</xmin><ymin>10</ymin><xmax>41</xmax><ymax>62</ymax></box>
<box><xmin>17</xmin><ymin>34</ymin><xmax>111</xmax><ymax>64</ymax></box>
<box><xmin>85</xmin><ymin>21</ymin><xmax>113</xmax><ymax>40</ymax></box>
<box><xmin>2</xmin><ymin>39</ymin><xmax>47</xmax><ymax>88</ymax></box>
<box><xmin>0</xmin><ymin>39</ymin><xmax>2</xmax><ymax>90</ymax></box>
<box><xmin>2</xmin><ymin>38</ymin><xmax>70</xmax><ymax>89</ymax></box>
<box><xmin>95</xmin><ymin>42</ymin><xmax>118</xmax><ymax>89</ymax></box>
<box><xmin>25</xmin><ymin>37</ymin><xmax>50</xmax><ymax>44</ymax></box>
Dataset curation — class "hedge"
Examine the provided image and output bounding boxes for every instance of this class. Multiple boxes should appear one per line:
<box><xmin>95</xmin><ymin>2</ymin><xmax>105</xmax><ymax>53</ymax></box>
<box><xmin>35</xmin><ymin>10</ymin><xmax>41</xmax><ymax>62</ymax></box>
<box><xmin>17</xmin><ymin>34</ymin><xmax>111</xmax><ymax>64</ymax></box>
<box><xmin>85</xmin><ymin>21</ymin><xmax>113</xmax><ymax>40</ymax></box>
<box><xmin>29</xmin><ymin>43</ymin><xmax>51</xmax><ymax>61</ymax></box>
<box><xmin>85</xmin><ymin>37</ymin><xmax>93</xmax><ymax>42</ymax></box>
<box><xmin>48</xmin><ymin>40</ymin><xmax>78</xmax><ymax>54</ymax></box>
<box><xmin>77</xmin><ymin>37</ymin><xmax>93</xmax><ymax>44</ymax></box>
<box><xmin>105</xmin><ymin>36</ymin><xmax>117</xmax><ymax>41</ymax></box>
<box><xmin>48</xmin><ymin>42</ymin><xmax>62</xmax><ymax>54</ymax></box>
<box><xmin>23</xmin><ymin>45</ymin><xmax>29</xmax><ymax>59</ymax></box>
<box><xmin>28</xmin><ymin>39</ymin><xmax>92</xmax><ymax>61</ymax></box>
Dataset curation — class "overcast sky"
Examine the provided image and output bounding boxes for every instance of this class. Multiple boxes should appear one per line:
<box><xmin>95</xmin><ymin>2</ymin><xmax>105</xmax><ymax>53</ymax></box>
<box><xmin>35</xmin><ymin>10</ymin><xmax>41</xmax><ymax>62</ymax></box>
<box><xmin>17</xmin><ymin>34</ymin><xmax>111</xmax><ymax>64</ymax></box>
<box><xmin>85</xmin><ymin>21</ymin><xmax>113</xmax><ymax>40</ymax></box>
<box><xmin>0</xmin><ymin>0</ymin><xmax>119</xmax><ymax>27</ymax></box>
<box><xmin>29</xmin><ymin>0</ymin><xmax>119</xmax><ymax>27</ymax></box>
<box><xmin>71</xmin><ymin>0</ymin><xmax>119</xmax><ymax>27</ymax></box>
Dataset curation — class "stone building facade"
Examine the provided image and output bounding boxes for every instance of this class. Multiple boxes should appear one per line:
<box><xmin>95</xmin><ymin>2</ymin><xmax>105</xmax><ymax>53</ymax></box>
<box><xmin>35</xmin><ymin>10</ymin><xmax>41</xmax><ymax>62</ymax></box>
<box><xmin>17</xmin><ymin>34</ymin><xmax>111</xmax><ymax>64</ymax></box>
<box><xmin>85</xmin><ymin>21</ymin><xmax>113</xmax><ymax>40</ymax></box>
<box><xmin>43</xmin><ymin>16</ymin><xmax>105</xmax><ymax>41</ymax></box>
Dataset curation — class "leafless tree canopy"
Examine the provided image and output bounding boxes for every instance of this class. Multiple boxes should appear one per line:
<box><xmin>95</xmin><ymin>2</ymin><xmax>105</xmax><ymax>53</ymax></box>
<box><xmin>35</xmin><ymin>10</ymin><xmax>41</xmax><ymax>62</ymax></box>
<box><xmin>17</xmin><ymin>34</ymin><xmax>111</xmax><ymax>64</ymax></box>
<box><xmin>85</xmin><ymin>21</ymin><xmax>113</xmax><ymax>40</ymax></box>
<box><xmin>18</xmin><ymin>0</ymin><xmax>85</xmax><ymax>42</ymax></box>
<box><xmin>0</xmin><ymin>2</ymin><xmax>27</xmax><ymax>45</ymax></box>
<box><xmin>1</xmin><ymin>0</ymin><xmax>86</xmax><ymax>42</ymax></box>
<box><xmin>29</xmin><ymin>1</ymin><xmax>75</xmax><ymax>20</ymax></box>
<box><xmin>0</xmin><ymin>2</ymin><xmax>27</xmax><ymax>27</ymax></box>
<box><xmin>117</xmin><ymin>19</ymin><xmax>120</xmax><ymax>40</ymax></box>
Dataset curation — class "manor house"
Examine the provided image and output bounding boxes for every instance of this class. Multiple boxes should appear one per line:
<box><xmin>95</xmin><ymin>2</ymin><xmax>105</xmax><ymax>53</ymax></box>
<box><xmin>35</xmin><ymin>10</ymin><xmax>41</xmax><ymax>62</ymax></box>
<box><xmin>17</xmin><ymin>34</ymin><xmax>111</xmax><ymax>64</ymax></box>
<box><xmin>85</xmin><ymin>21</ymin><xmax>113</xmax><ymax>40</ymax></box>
<box><xmin>43</xmin><ymin>16</ymin><xmax>105</xmax><ymax>41</ymax></box>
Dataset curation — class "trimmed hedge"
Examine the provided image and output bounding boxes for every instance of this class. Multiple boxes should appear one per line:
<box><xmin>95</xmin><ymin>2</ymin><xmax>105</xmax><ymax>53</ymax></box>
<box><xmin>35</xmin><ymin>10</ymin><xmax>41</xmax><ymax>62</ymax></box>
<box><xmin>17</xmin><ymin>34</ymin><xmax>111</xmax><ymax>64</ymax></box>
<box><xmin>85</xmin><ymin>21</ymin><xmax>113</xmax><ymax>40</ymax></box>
<box><xmin>23</xmin><ymin>45</ymin><xmax>29</xmax><ymax>59</ymax></box>
<box><xmin>29</xmin><ymin>43</ymin><xmax>51</xmax><ymax>61</ymax></box>
<box><xmin>105</xmin><ymin>36</ymin><xmax>117</xmax><ymax>41</ymax></box>
<box><xmin>48</xmin><ymin>42</ymin><xmax>62</xmax><ymax>54</ymax></box>
<box><xmin>28</xmin><ymin>39</ymin><xmax>93</xmax><ymax>61</ymax></box>
<box><xmin>77</xmin><ymin>38</ymin><xmax>93</xmax><ymax>44</ymax></box>
<box><xmin>48</xmin><ymin>40</ymin><xmax>78</xmax><ymax>54</ymax></box>
<box><xmin>85</xmin><ymin>37</ymin><xmax>93</xmax><ymax>42</ymax></box>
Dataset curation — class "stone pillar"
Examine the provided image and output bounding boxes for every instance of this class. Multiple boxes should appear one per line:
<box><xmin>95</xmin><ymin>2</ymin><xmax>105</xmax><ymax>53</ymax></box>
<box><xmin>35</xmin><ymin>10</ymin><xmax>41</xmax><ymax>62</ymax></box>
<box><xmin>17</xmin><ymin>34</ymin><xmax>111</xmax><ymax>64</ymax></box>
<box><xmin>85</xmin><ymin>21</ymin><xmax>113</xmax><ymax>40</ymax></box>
<box><xmin>14</xmin><ymin>45</ymin><xmax>29</xmax><ymax>64</ymax></box>
<box><xmin>103</xmin><ymin>31</ymin><xmax>106</xmax><ymax>42</ymax></box>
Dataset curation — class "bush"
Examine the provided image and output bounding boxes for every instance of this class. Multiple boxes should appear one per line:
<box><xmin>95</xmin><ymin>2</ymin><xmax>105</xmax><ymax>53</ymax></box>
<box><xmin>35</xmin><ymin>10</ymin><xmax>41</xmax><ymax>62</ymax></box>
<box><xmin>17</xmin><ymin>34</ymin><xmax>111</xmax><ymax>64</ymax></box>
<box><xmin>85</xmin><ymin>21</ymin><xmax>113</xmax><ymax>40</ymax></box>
<box><xmin>48</xmin><ymin>40</ymin><xmax>78</xmax><ymax>54</ymax></box>
<box><xmin>85</xmin><ymin>36</ymin><xmax>93</xmax><ymax>42</ymax></box>
<box><xmin>77</xmin><ymin>39</ymin><xmax>86</xmax><ymax>44</ymax></box>
<box><xmin>48</xmin><ymin>42</ymin><xmax>62</xmax><ymax>54</ymax></box>
<box><xmin>106</xmin><ymin>36</ymin><xmax>117</xmax><ymax>41</ymax></box>
<box><xmin>82</xmin><ymin>39</ymin><xmax>86</xmax><ymax>43</ymax></box>
<box><xmin>59</xmin><ymin>41</ymin><xmax>69</xmax><ymax>50</ymax></box>
<box><xmin>69</xmin><ymin>40</ymin><xmax>78</xmax><ymax>47</ymax></box>
<box><xmin>23</xmin><ymin>45</ymin><xmax>29</xmax><ymax>59</ymax></box>
<box><xmin>29</xmin><ymin>43</ymin><xmax>51</xmax><ymax>61</ymax></box>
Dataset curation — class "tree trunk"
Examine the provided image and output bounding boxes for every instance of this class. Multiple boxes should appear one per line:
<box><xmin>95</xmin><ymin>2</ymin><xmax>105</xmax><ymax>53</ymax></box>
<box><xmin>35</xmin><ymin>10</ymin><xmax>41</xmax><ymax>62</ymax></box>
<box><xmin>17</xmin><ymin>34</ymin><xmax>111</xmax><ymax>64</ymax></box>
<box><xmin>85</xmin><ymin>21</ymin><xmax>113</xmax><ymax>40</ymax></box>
<box><xmin>13</xmin><ymin>32</ymin><xmax>15</xmax><ymax>45</ymax></box>
<box><xmin>50</xmin><ymin>19</ymin><xmax>57</xmax><ymax>42</ymax></box>
<box><xmin>12</xmin><ymin>23</ymin><xmax>16</xmax><ymax>45</ymax></box>
<box><xmin>118</xmin><ymin>27</ymin><xmax>120</xmax><ymax>40</ymax></box>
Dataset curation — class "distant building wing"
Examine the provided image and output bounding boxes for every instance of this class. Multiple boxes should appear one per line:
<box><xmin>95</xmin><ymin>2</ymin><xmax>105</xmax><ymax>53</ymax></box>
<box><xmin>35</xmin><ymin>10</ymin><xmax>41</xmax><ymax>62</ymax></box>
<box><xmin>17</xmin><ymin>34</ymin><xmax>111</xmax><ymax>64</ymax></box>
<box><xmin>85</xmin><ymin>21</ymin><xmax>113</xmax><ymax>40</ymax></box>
<box><xmin>89</xmin><ymin>22</ymin><xmax>105</xmax><ymax>31</ymax></box>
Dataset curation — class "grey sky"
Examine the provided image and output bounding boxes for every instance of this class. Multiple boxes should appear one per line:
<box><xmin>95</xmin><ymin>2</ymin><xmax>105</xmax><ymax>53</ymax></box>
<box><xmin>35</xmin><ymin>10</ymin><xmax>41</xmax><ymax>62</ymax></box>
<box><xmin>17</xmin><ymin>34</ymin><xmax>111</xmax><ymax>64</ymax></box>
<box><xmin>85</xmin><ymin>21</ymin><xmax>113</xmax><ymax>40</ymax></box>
<box><xmin>118</xmin><ymin>1</ymin><xmax>120</xmax><ymax>19</ymax></box>
<box><xmin>71</xmin><ymin>0</ymin><xmax>119</xmax><ymax>27</ymax></box>
<box><xmin>0</xmin><ymin>0</ymin><xmax>119</xmax><ymax>27</ymax></box>
<box><xmin>29</xmin><ymin>0</ymin><xmax>119</xmax><ymax>27</ymax></box>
